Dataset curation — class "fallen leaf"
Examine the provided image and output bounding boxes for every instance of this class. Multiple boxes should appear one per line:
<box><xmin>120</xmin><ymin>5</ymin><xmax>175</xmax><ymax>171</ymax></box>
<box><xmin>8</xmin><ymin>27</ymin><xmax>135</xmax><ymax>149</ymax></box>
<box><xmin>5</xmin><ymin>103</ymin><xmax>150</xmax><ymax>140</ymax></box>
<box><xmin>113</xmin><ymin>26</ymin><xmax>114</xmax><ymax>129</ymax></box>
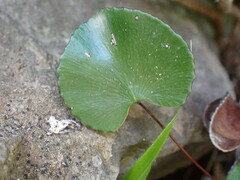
<box><xmin>46</xmin><ymin>116</ymin><xmax>81</xmax><ymax>134</ymax></box>
<box><xmin>204</xmin><ymin>93</ymin><xmax>240</xmax><ymax>152</ymax></box>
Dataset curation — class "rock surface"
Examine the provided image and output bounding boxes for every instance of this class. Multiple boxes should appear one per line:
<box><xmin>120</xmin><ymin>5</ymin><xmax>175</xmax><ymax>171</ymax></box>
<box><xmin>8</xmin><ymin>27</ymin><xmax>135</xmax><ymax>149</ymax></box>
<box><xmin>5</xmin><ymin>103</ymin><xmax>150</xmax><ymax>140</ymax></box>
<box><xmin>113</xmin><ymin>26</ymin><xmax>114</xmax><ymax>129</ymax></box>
<box><xmin>0</xmin><ymin>0</ymin><xmax>233</xmax><ymax>179</ymax></box>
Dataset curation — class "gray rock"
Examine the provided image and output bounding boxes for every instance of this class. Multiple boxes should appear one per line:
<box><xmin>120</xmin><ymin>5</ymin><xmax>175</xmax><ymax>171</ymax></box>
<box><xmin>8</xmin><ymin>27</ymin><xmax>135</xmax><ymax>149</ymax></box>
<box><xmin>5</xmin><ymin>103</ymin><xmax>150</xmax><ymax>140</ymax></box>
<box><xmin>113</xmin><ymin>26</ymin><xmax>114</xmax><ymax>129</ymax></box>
<box><xmin>0</xmin><ymin>0</ymin><xmax>233</xmax><ymax>179</ymax></box>
<box><xmin>0</xmin><ymin>137</ymin><xmax>22</xmax><ymax>178</ymax></box>
<box><xmin>0</xmin><ymin>141</ymin><xmax>8</xmax><ymax>177</ymax></box>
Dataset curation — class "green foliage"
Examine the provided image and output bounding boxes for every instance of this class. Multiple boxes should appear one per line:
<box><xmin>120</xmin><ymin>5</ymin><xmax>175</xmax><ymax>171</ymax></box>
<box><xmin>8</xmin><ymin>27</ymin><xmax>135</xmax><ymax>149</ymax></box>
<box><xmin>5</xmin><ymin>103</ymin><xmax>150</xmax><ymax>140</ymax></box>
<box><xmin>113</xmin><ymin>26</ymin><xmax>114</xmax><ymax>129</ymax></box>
<box><xmin>57</xmin><ymin>8</ymin><xmax>194</xmax><ymax>132</ymax></box>
<box><xmin>123</xmin><ymin>108</ymin><xmax>180</xmax><ymax>180</ymax></box>
<box><xmin>227</xmin><ymin>162</ymin><xmax>240</xmax><ymax>180</ymax></box>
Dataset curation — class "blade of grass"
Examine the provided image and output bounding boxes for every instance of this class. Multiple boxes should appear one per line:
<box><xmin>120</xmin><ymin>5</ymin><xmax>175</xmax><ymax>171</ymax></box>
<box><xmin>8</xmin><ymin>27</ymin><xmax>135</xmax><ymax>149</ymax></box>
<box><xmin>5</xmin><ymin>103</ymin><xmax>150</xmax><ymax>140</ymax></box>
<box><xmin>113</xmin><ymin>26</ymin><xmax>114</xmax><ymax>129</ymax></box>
<box><xmin>138</xmin><ymin>102</ymin><xmax>214</xmax><ymax>179</ymax></box>
<box><xmin>123</xmin><ymin>107</ymin><xmax>180</xmax><ymax>180</ymax></box>
<box><xmin>227</xmin><ymin>162</ymin><xmax>240</xmax><ymax>180</ymax></box>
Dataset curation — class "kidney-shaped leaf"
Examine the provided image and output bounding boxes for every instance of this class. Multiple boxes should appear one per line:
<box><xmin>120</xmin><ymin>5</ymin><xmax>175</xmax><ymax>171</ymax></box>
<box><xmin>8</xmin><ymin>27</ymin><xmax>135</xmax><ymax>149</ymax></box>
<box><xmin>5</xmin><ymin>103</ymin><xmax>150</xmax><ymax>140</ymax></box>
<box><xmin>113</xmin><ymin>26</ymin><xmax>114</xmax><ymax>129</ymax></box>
<box><xmin>58</xmin><ymin>8</ymin><xmax>194</xmax><ymax>132</ymax></box>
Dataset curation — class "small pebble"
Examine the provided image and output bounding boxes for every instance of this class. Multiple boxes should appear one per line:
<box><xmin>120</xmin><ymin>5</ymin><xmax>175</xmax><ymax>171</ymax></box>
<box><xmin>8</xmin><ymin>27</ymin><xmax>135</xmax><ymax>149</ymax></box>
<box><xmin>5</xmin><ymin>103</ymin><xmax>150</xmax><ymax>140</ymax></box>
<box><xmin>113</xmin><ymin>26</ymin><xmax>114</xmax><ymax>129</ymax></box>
<box><xmin>62</xmin><ymin>162</ymin><xmax>68</xmax><ymax>167</ymax></box>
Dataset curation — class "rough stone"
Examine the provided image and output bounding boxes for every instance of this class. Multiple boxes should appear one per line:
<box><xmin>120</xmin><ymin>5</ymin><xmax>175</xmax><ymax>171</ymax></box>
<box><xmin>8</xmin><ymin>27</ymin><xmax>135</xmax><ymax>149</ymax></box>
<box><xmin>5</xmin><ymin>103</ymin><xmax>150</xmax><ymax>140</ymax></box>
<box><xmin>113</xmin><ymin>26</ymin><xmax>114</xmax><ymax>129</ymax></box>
<box><xmin>0</xmin><ymin>0</ymin><xmax>234</xmax><ymax>179</ymax></box>
<box><xmin>0</xmin><ymin>136</ymin><xmax>22</xmax><ymax>178</ymax></box>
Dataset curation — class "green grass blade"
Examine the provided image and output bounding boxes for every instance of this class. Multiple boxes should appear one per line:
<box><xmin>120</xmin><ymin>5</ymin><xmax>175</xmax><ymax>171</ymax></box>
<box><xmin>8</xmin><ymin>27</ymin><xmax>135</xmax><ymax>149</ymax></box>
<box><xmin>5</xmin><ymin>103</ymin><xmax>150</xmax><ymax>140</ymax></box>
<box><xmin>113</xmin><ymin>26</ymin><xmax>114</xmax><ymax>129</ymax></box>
<box><xmin>227</xmin><ymin>162</ymin><xmax>240</xmax><ymax>180</ymax></box>
<box><xmin>123</xmin><ymin>108</ymin><xmax>180</xmax><ymax>180</ymax></box>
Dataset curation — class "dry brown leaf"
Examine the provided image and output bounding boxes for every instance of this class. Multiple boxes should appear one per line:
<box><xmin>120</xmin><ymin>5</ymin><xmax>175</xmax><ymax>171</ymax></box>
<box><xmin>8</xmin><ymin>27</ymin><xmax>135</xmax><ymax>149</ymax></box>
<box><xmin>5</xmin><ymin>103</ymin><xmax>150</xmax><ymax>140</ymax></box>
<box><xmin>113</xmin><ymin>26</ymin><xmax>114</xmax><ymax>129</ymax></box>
<box><xmin>204</xmin><ymin>93</ymin><xmax>240</xmax><ymax>152</ymax></box>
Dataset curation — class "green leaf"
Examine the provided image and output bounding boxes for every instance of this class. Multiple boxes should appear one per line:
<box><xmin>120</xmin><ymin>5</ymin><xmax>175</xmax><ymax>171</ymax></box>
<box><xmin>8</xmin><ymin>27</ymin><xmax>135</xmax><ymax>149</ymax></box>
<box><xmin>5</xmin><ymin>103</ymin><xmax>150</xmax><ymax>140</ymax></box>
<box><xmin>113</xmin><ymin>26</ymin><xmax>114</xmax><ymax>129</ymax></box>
<box><xmin>57</xmin><ymin>8</ymin><xmax>194</xmax><ymax>132</ymax></box>
<box><xmin>227</xmin><ymin>162</ymin><xmax>240</xmax><ymax>180</ymax></box>
<box><xmin>123</xmin><ymin>108</ymin><xmax>180</xmax><ymax>180</ymax></box>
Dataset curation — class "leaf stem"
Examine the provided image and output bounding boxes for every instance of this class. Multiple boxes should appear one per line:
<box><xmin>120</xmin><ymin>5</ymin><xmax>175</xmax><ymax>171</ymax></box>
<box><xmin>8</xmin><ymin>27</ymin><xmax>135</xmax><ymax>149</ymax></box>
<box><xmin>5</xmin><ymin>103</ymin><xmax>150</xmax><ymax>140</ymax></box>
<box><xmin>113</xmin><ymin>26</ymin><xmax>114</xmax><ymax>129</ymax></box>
<box><xmin>138</xmin><ymin>102</ymin><xmax>214</xmax><ymax>180</ymax></box>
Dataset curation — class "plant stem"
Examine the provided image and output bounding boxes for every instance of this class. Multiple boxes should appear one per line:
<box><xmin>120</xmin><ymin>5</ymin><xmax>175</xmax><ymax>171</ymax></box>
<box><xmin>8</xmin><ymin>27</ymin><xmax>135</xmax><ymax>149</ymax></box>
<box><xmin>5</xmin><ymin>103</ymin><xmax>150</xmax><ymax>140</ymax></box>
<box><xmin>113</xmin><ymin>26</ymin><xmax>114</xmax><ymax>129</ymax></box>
<box><xmin>138</xmin><ymin>102</ymin><xmax>214</xmax><ymax>180</ymax></box>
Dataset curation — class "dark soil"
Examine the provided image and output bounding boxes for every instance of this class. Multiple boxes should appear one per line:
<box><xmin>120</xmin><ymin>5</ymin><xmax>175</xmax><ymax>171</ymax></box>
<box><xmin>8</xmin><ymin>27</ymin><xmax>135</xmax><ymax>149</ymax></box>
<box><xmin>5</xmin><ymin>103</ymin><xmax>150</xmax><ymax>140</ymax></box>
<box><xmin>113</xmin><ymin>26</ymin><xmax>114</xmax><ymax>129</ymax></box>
<box><xmin>161</xmin><ymin>150</ymin><xmax>235</xmax><ymax>180</ymax></box>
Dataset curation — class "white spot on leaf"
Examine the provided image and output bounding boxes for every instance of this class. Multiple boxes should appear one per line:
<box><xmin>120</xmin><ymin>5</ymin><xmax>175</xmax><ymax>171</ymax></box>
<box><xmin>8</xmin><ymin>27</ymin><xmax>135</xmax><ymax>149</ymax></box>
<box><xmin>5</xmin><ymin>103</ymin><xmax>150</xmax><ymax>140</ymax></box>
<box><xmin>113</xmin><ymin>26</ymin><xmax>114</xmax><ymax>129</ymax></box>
<box><xmin>190</xmin><ymin>39</ymin><xmax>193</xmax><ymax>52</ymax></box>
<box><xmin>84</xmin><ymin>52</ymin><xmax>91</xmax><ymax>58</ymax></box>
<box><xmin>135</xmin><ymin>15</ymin><xmax>139</xmax><ymax>20</ymax></box>
<box><xmin>111</xmin><ymin>33</ymin><xmax>117</xmax><ymax>46</ymax></box>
